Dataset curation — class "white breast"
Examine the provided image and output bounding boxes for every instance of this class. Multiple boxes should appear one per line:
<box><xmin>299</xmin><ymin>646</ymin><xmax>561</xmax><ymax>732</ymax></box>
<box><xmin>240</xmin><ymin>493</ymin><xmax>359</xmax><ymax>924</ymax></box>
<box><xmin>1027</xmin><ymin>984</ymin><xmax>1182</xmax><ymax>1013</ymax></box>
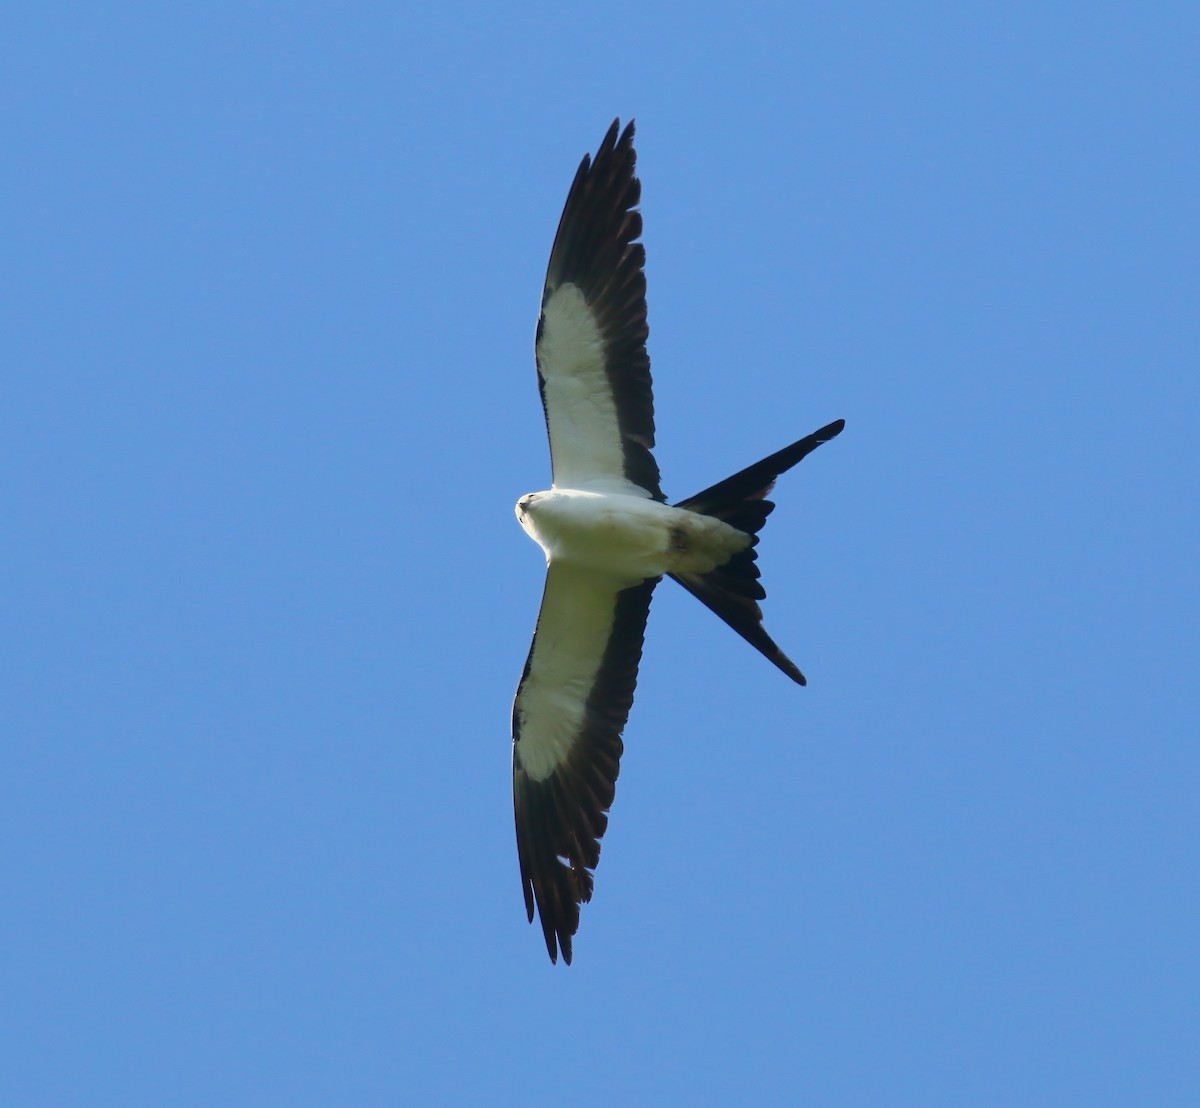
<box><xmin>516</xmin><ymin>487</ymin><xmax>750</xmax><ymax>580</ymax></box>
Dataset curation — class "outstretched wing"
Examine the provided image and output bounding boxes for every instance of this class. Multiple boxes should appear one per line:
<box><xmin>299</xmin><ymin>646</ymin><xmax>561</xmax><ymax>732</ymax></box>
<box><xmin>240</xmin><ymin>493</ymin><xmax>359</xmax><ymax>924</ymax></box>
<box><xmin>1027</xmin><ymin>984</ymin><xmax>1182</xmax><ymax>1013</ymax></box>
<box><xmin>512</xmin><ymin>565</ymin><xmax>658</xmax><ymax>964</ymax></box>
<box><xmin>535</xmin><ymin>119</ymin><xmax>663</xmax><ymax>500</ymax></box>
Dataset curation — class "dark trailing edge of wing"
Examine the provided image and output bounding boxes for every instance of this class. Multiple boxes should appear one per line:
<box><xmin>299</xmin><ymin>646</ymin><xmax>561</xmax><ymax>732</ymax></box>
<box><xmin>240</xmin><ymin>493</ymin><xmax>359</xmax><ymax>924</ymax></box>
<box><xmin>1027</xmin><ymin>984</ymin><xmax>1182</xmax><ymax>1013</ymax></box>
<box><xmin>513</xmin><ymin>576</ymin><xmax>659</xmax><ymax>965</ymax></box>
<box><xmin>538</xmin><ymin>118</ymin><xmax>663</xmax><ymax>500</ymax></box>
<box><xmin>670</xmin><ymin>419</ymin><xmax>846</xmax><ymax>685</ymax></box>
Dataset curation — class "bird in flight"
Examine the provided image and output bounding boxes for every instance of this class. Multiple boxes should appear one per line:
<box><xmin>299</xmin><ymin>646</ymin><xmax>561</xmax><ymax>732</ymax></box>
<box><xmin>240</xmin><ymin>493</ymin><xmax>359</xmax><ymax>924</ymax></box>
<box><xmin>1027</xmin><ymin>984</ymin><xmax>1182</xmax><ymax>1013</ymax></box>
<box><xmin>512</xmin><ymin>119</ymin><xmax>844</xmax><ymax>964</ymax></box>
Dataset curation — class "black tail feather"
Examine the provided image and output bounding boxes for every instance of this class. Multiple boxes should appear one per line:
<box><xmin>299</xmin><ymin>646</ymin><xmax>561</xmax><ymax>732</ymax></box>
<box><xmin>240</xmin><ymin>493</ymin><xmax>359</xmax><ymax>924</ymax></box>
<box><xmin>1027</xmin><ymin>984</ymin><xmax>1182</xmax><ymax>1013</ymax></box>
<box><xmin>670</xmin><ymin>419</ymin><xmax>845</xmax><ymax>684</ymax></box>
<box><xmin>675</xmin><ymin>419</ymin><xmax>845</xmax><ymax>517</ymax></box>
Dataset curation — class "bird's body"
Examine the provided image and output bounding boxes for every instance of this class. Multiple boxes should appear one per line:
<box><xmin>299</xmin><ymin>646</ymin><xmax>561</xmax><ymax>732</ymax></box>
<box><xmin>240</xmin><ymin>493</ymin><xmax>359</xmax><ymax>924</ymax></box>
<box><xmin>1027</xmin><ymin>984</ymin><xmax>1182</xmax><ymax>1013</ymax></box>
<box><xmin>512</xmin><ymin>119</ymin><xmax>844</xmax><ymax>963</ymax></box>
<box><xmin>517</xmin><ymin>488</ymin><xmax>751</xmax><ymax>583</ymax></box>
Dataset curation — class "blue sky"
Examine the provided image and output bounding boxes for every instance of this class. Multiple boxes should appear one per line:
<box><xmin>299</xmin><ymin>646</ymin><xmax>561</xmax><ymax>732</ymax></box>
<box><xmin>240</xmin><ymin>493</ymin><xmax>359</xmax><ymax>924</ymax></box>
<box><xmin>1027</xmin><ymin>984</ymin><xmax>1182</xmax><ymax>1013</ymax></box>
<box><xmin>4</xmin><ymin>3</ymin><xmax>1197</xmax><ymax>1104</ymax></box>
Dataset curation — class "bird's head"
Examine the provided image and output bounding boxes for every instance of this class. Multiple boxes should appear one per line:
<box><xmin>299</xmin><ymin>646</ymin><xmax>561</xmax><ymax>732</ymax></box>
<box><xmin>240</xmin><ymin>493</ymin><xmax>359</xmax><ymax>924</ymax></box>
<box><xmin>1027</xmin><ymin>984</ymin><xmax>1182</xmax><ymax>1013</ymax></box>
<box><xmin>515</xmin><ymin>493</ymin><xmax>537</xmax><ymax>524</ymax></box>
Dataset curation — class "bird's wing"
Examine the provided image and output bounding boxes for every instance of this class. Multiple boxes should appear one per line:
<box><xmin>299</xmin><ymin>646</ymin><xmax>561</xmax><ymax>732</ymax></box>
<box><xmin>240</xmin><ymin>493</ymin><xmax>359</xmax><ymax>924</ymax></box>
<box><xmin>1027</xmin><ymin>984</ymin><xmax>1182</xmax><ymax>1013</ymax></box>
<box><xmin>512</xmin><ymin>563</ymin><xmax>658</xmax><ymax>964</ymax></box>
<box><xmin>535</xmin><ymin>118</ymin><xmax>663</xmax><ymax>500</ymax></box>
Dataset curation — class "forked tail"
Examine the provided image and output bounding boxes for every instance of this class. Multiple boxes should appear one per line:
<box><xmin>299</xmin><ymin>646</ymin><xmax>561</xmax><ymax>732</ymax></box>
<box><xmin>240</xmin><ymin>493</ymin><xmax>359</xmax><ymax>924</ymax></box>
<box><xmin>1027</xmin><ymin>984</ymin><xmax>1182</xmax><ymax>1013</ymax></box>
<box><xmin>669</xmin><ymin>418</ymin><xmax>845</xmax><ymax>685</ymax></box>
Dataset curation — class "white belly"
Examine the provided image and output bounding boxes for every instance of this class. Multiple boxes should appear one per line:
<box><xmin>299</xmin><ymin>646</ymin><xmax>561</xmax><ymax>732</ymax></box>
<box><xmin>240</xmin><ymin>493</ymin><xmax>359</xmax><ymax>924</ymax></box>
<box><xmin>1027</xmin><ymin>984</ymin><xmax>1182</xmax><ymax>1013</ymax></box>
<box><xmin>516</xmin><ymin>487</ymin><xmax>750</xmax><ymax>580</ymax></box>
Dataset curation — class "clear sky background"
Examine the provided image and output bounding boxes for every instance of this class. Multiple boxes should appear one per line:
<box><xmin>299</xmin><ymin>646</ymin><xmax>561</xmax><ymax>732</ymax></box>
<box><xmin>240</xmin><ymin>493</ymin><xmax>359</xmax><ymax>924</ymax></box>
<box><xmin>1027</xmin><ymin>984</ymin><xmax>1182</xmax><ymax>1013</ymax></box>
<box><xmin>4</xmin><ymin>4</ymin><xmax>1197</xmax><ymax>1105</ymax></box>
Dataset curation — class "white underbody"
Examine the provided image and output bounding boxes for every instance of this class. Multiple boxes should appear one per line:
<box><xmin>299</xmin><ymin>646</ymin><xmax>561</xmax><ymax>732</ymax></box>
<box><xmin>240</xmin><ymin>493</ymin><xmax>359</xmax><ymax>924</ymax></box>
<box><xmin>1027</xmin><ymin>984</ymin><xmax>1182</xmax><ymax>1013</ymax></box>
<box><xmin>516</xmin><ymin>485</ymin><xmax>750</xmax><ymax>584</ymax></box>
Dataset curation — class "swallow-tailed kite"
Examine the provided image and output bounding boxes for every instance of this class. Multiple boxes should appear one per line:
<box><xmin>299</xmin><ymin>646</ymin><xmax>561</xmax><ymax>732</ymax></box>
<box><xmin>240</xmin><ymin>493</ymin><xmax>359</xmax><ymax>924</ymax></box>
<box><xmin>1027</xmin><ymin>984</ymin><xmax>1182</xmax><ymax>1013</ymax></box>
<box><xmin>513</xmin><ymin>119</ymin><xmax>844</xmax><ymax>964</ymax></box>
